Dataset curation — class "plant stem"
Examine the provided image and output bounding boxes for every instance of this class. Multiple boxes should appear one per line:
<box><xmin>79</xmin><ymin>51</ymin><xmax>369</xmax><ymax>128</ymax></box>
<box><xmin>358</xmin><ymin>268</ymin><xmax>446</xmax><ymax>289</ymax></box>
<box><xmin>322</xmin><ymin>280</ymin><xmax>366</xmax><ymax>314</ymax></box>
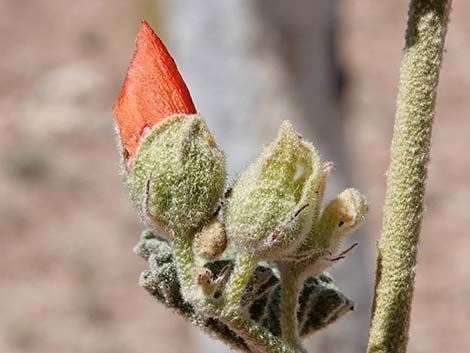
<box><xmin>221</xmin><ymin>252</ymin><xmax>258</xmax><ymax>310</ymax></box>
<box><xmin>171</xmin><ymin>237</ymin><xmax>304</xmax><ymax>353</ymax></box>
<box><xmin>218</xmin><ymin>253</ymin><xmax>307</xmax><ymax>353</ymax></box>
<box><xmin>172</xmin><ymin>233</ymin><xmax>200</xmax><ymax>304</ymax></box>
<box><xmin>218</xmin><ymin>310</ymin><xmax>302</xmax><ymax>353</ymax></box>
<box><xmin>367</xmin><ymin>1</ymin><xmax>451</xmax><ymax>353</ymax></box>
<box><xmin>279</xmin><ymin>268</ymin><xmax>304</xmax><ymax>351</ymax></box>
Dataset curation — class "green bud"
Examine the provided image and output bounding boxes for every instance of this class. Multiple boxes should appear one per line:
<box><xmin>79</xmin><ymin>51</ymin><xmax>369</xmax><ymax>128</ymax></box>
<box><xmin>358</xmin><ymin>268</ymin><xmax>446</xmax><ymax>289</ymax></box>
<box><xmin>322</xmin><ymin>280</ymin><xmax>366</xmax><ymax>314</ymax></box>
<box><xmin>123</xmin><ymin>114</ymin><xmax>226</xmax><ymax>237</ymax></box>
<box><xmin>293</xmin><ymin>188</ymin><xmax>368</xmax><ymax>276</ymax></box>
<box><xmin>223</xmin><ymin>121</ymin><xmax>322</xmax><ymax>259</ymax></box>
<box><xmin>315</xmin><ymin>188</ymin><xmax>368</xmax><ymax>251</ymax></box>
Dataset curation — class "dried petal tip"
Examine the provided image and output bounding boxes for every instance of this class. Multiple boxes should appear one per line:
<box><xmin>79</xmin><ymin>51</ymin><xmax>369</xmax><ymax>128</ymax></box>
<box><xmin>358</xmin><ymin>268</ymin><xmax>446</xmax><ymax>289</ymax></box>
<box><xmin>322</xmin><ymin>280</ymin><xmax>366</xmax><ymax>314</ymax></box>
<box><xmin>113</xmin><ymin>20</ymin><xmax>196</xmax><ymax>157</ymax></box>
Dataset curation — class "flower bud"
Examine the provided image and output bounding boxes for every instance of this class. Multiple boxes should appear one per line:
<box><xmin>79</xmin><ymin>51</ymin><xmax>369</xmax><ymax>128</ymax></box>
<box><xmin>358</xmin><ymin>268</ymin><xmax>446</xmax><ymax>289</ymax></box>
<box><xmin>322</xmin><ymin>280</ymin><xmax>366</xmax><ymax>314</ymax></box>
<box><xmin>123</xmin><ymin>114</ymin><xmax>226</xmax><ymax>236</ymax></box>
<box><xmin>113</xmin><ymin>21</ymin><xmax>226</xmax><ymax>237</ymax></box>
<box><xmin>223</xmin><ymin>121</ymin><xmax>322</xmax><ymax>259</ymax></box>
<box><xmin>292</xmin><ymin>188</ymin><xmax>368</xmax><ymax>276</ymax></box>
<box><xmin>193</xmin><ymin>218</ymin><xmax>227</xmax><ymax>260</ymax></box>
<box><xmin>113</xmin><ymin>20</ymin><xmax>196</xmax><ymax>159</ymax></box>
<box><xmin>314</xmin><ymin>188</ymin><xmax>368</xmax><ymax>251</ymax></box>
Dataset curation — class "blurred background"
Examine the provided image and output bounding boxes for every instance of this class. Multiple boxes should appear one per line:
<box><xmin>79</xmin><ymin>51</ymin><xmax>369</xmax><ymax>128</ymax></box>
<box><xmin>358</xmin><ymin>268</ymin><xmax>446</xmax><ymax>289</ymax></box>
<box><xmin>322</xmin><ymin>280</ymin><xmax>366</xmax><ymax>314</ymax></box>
<box><xmin>1</xmin><ymin>0</ymin><xmax>469</xmax><ymax>352</ymax></box>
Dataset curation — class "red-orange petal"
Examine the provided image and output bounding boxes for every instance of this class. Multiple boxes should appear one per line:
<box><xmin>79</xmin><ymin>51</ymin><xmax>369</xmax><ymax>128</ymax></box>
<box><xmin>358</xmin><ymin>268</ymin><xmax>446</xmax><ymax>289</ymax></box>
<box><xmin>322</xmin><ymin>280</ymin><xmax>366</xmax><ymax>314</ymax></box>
<box><xmin>113</xmin><ymin>20</ymin><xmax>196</xmax><ymax>157</ymax></box>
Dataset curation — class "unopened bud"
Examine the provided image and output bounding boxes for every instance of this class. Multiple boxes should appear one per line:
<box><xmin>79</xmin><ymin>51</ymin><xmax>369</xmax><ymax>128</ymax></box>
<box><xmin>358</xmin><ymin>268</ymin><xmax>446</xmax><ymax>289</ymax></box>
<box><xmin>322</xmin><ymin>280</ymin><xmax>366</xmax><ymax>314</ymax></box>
<box><xmin>123</xmin><ymin>115</ymin><xmax>226</xmax><ymax>236</ymax></box>
<box><xmin>193</xmin><ymin>218</ymin><xmax>227</xmax><ymax>260</ymax></box>
<box><xmin>224</xmin><ymin>121</ymin><xmax>323</xmax><ymax>259</ymax></box>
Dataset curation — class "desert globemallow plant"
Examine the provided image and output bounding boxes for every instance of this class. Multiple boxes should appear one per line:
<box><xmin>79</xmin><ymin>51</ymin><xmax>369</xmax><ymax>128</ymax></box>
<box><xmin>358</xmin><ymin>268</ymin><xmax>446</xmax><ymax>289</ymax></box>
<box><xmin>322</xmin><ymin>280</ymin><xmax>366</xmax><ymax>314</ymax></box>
<box><xmin>112</xmin><ymin>20</ymin><xmax>368</xmax><ymax>353</ymax></box>
<box><xmin>113</xmin><ymin>0</ymin><xmax>452</xmax><ymax>350</ymax></box>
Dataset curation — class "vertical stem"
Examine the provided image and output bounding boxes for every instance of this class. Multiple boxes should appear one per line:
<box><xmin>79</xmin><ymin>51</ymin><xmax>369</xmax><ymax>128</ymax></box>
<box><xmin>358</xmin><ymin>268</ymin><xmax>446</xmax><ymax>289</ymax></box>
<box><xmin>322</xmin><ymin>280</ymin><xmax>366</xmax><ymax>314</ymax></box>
<box><xmin>172</xmin><ymin>237</ymin><xmax>302</xmax><ymax>353</ymax></box>
<box><xmin>279</xmin><ymin>269</ymin><xmax>304</xmax><ymax>351</ymax></box>
<box><xmin>172</xmin><ymin>233</ymin><xmax>199</xmax><ymax>304</ymax></box>
<box><xmin>368</xmin><ymin>1</ymin><xmax>451</xmax><ymax>353</ymax></box>
<box><xmin>222</xmin><ymin>252</ymin><xmax>258</xmax><ymax>311</ymax></box>
<box><xmin>217</xmin><ymin>254</ymin><xmax>306</xmax><ymax>353</ymax></box>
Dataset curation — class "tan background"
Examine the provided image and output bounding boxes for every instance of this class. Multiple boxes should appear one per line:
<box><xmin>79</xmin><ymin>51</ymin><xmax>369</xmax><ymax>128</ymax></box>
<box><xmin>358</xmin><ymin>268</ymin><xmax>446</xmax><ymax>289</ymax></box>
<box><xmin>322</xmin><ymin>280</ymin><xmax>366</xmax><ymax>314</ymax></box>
<box><xmin>1</xmin><ymin>1</ymin><xmax>468</xmax><ymax>352</ymax></box>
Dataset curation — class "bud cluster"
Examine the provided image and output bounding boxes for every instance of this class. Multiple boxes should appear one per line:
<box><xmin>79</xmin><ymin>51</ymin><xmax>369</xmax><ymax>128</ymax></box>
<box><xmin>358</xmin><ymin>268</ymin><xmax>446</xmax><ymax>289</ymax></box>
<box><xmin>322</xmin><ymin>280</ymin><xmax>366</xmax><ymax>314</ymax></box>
<box><xmin>113</xmin><ymin>20</ymin><xmax>368</xmax><ymax>353</ymax></box>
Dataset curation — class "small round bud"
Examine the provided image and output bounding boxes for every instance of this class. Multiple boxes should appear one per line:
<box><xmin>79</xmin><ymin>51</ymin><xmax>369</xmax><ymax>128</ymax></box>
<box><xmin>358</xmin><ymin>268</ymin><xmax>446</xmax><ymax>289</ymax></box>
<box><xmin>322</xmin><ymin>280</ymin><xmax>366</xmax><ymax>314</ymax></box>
<box><xmin>193</xmin><ymin>218</ymin><xmax>227</xmax><ymax>260</ymax></box>
<box><xmin>192</xmin><ymin>267</ymin><xmax>213</xmax><ymax>286</ymax></box>
<box><xmin>192</xmin><ymin>267</ymin><xmax>215</xmax><ymax>296</ymax></box>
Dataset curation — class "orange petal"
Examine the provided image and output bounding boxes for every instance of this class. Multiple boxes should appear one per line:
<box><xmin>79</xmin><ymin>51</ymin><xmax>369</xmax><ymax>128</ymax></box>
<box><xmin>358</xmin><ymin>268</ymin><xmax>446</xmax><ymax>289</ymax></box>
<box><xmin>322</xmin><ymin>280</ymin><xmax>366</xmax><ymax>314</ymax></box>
<box><xmin>113</xmin><ymin>20</ymin><xmax>196</xmax><ymax>157</ymax></box>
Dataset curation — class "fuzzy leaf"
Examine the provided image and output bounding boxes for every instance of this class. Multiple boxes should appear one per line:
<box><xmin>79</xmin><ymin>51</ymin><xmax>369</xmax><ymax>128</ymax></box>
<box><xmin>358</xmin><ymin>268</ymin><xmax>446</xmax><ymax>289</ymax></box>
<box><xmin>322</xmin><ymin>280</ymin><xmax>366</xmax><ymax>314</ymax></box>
<box><xmin>134</xmin><ymin>231</ymin><xmax>354</xmax><ymax>343</ymax></box>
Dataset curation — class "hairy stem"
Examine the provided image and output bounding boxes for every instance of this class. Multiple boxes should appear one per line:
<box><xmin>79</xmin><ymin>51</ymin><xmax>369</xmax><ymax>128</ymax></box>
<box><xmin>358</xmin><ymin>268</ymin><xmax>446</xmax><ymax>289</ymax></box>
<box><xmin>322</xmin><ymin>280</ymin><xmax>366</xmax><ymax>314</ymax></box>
<box><xmin>171</xmin><ymin>242</ymin><xmax>299</xmax><ymax>353</ymax></box>
<box><xmin>218</xmin><ymin>254</ymin><xmax>306</xmax><ymax>353</ymax></box>
<box><xmin>172</xmin><ymin>233</ymin><xmax>200</xmax><ymax>304</ymax></box>
<box><xmin>279</xmin><ymin>268</ymin><xmax>304</xmax><ymax>351</ymax></box>
<box><xmin>221</xmin><ymin>252</ymin><xmax>258</xmax><ymax>310</ymax></box>
<box><xmin>367</xmin><ymin>1</ymin><xmax>451</xmax><ymax>352</ymax></box>
<box><xmin>218</xmin><ymin>311</ymin><xmax>302</xmax><ymax>353</ymax></box>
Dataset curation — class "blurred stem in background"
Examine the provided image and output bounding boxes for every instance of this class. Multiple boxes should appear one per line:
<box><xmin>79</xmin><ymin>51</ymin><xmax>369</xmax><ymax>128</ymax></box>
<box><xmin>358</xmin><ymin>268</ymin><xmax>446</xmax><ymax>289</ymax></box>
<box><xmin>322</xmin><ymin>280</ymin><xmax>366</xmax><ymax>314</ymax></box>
<box><xmin>367</xmin><ymin>1</ymin><xmax>452</xmax><ymax>352</ymax></box>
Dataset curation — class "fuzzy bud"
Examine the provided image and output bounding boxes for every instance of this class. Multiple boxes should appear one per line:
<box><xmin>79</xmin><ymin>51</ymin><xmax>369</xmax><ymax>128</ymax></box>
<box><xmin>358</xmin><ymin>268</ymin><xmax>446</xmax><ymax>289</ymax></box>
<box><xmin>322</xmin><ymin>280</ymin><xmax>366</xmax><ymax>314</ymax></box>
<box><xmin>317</xmin><ymin>188</ymin><xmax>368</xmax><ymax>250</ymax></box>
<box><xmin>224</xmin><ymin>121</ymin><xmax>322</xmax><ymax>259</ymax></box>
<box><xmin>193</xmin><ymin>218</ymin><xmax>227</xmax><ymax>260</ymax></box>
<box><xmin>123</xmin><ymin>115</ymin><xmax>226</xmax><ymax>237</ymax></box>
<box><xmin>294</xmin><ymin>188</ymin><xmax>368</xmax><ymax>274</ymax></box>
<box><xmin>113</xmin><ymin>21</ymin><xmax>226</xmax><ymax>237</ymax></box>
